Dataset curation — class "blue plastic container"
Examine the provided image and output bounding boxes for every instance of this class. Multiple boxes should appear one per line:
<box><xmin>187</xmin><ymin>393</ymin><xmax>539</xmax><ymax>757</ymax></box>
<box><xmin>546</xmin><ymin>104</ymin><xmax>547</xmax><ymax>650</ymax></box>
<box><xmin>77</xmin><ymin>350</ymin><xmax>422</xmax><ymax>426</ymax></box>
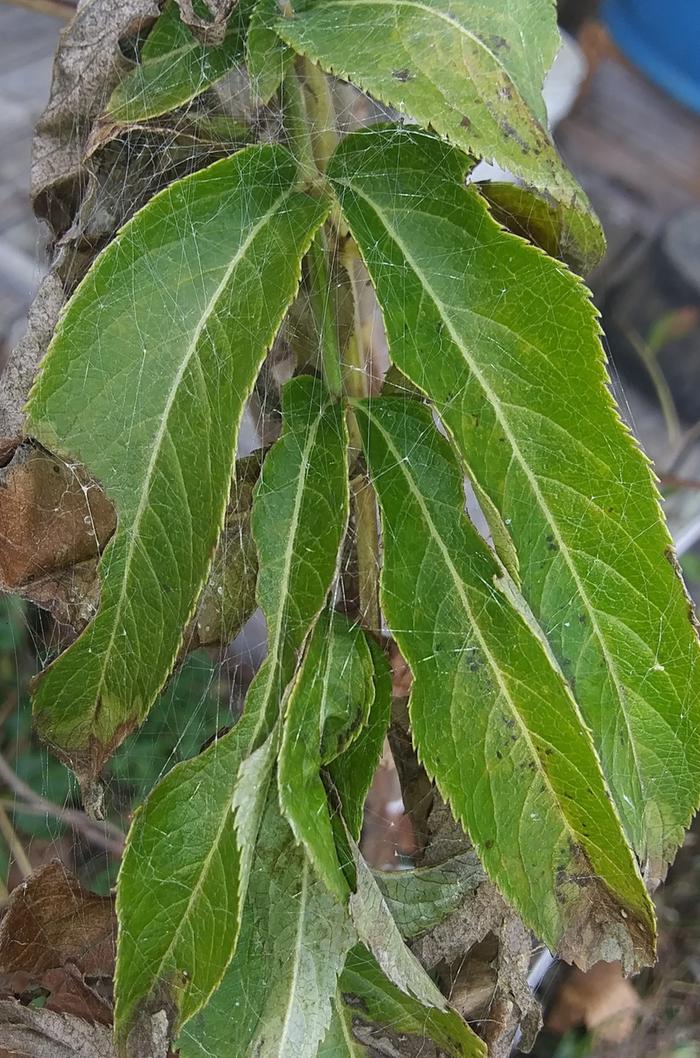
<box><xmin>603</xmin><ymin>0</ymin><xmax>700</xmax><ymax>114</ymax></box>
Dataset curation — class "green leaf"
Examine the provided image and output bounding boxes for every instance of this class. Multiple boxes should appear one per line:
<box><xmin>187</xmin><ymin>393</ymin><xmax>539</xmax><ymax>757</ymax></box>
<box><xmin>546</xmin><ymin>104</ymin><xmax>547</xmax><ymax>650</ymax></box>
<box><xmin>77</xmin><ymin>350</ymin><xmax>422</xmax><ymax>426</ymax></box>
<box><xmin>247</xmin><ymin>0</ymin><xmax>294</xmax><ymax>103</ymax></box>
<box><xmin>179</xmin><ymin>792</ymin><xmax>356</xmax><ymax>1058</ymax></box>
<box><xmin>246</xmin><ymin>376</ymin><xmax>350</xmax><ymax>742</ymax></box>
<box><xmin>331</xmin><ymin>125</ymin><xmax>700</xmax><ymax>888</ymax></box>
<box><xmin>115</xmin><ymin>731</ymin><xmax>242</xmax><ymax>1052</ymax></box>
<box><xmin>276</xmin><ymin>0</ymin><xmax>604</xmax><ymax>271</ymax></box>
<box><xmin>279</xmin><ymin>609</ymin><xmax>374</xmax><ymax>899</ymax></box>
<box><xmin>328</xmin><ymin>946</ymin><xmax>485</xmax><ymax>1058</ymax></box>
<box><xmin>347</xmin><ymin>833</ymin><xmax>449</xmax><ymax>1008</ymax></box>
<box><xmin>328</xmin><ymin>636</ymin><xmax>392</xmax><ymax>840</ymax></box>
<box><xmin>374</xmin><ymin>852</ymin><xmax>487</xmax><ymax>940</ymax></box>
<box><xmin>354</xmin><ymin>397</ymin><xmax>655</xmax><ymax>970</ymax></box>
<box><xmin>26</xmin><ymin>146</ymin><xmax>327</xmax><ymax>783</ymax></box>
<box><xmin>114</xmin><ymin>376</ymin><xmax>349</xmax><ymax>1047</ymax></box>
<box><xmin>106</xmin><ymin>0</ymin><xmax>248</xmax><ymax>123</ymax></box>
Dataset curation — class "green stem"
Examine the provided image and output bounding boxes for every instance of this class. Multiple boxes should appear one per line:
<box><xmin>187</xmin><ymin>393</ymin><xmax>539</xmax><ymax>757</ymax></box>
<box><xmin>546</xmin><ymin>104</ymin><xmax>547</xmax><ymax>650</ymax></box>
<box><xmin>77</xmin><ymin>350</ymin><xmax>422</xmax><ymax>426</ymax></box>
<box><xmin>284</xmin><ymin>58</ymin><xmax>381</xmax><ymax>631</ymax></box>
<box><xmin>307</xmin><ymin>231</ymin><xmax>343</xmax><ymax>399</ymax></box>
<box><xmin>300</xmin><ymin>57</ymin><xmax>337</xmax><ymax>174</ymax></box>
<box><xmin>351</xmin><ymin>473</ymin><xmax>381</xmax><ymax>633</ymax></box>
<box><xmin>627</xmin><ymin>326</ymin><xmax>681</xmax><ymax>450</ymax></box>
<box><xmin>0</xmin><ymin>804</ymin><xmax>32</xmax><ymax>880</ymax></box>
<box><xmin>342</xmin><ymin>241</ymin><xmax>382</xmax><ymax>633</ymax></box>
<box><xmin>283</xmin><ymin>60</ymin><xmax>343</xmax><ymax>398</ymax></box>
<box><xmin>282</xmin><ymin>63</ymin><xmax>317</xmax><ymax>184</ymax></box>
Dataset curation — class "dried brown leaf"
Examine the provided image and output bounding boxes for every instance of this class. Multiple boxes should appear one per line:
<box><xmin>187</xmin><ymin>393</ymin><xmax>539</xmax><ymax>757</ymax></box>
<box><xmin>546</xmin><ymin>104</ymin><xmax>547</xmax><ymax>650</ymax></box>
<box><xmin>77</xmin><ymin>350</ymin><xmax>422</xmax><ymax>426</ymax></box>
<box><xmin>175</xmin><ymin>0</ymin><xmax>237</xmax><ymax>44</ymax></box>
<box><xmin>547</xmin><ymin>962</ymin><xmax>640</xmax><ymax>1043</ymax></box>
<box><xmin>0</xmin><ymin>862</ymin><xmax>115</xmax><ymax>981</ymax></box>
<box><xmin>32</xmin><ymin>0</ymin><xmax>159</xmax><ymax>231</ymax></box>
<box><xmin>0</xmin><ymin>443</ymin><xmax>115</xmax><ymax>591</ymax></box>
<box><xmin>413</xmin><ymin>804</ymin><xmax>541</xmax><ymax>1058</ymax></box>
<box><xmin>0</xmin><ymin>999</ymin><xmax>116</xmax><ymax>1058</ymax></box>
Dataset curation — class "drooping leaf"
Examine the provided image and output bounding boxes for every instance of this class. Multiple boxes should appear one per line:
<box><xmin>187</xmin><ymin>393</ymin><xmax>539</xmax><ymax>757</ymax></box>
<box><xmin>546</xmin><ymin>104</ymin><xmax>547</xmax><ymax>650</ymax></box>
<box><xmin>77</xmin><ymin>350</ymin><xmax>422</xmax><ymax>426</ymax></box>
<box><xmin>476</xmin><ymin>180</ymin><xmax>604</xmax><ymax>276</ymax></box>
<box><xmin>374</xmin><ymin>852</ymin><xmax>487</xmax><ymax>940</ymax></box>
<box><xmin>323</xmin><ymin>946</ymin><xmax>485</xmax><ymax>1058</ymax></box>
<box><xmin>114</xmin><ymin>376</ymin><xmax>349</xmax><ymax>1047</ymax></box>
<box><xmin>328</xmin><ymin>636</ymin><xmax>392</xmax><ymax>840</ymax></box>
<box><xmin>115</xmin><ymin>731</ymin><xmax>242</xmax><ymax>1054</ymax></box>
<box><xmin>276</xmin><ymin>0</ymin><xmax>604</xmax><ymax>271</ymax></box>
<box><xmin>354</xmin><ymin>397</ymin><xmax>655</xmax><ymax>971</ymax></box>
<box><xmin>331</xmin><ymin>125</ymin><xmax>700</xmax><ymax>887</ymax></box>
<box><xmin>247</xmin><ymin>0</ymin><xmax>293</xmax><ymax>103</ymax></box>
<box><xmin>26</xmin><ymin>146</ymin><xmax>328</xmax><ymax>784</ymax></box>
<box><xmin>106</xmin><ymin>0</ymin><xmax>248</xmax><ymax>123</ymax></box>
<box><xmin>230</xmin><ymin>373</ymin><xmax>350</xmax><ymax>910</ymax></box>
<box><xmin>279</xmin><ymin>609</ymin><xmax>374</xmax><ymax>899</ymax></box>
<box><xmin>347</xmin><ymin>832</ymin><xmax>449</xmax><ymax>1008</ymax></box>
<box><xmin>179</xmin><ymin>792</ymin><xmax>356</xmax><ymax>1058</ymax></box>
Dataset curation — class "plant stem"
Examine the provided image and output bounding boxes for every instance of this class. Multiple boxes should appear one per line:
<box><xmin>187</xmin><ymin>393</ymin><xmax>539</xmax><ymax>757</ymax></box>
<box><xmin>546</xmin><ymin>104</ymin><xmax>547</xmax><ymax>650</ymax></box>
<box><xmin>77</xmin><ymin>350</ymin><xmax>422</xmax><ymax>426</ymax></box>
<box><xmin>341</xmin><ymin>241</ymin><xmax>382</xmax><ymax>633</ymax></box>
<box><xmin>307</xmin><ymin>231</ymin><xmax>343</xmax><ymax>399</ymax></box>
<box><xmin>299</xmin><ymin>58</ymin><xmax>337</xmax><ymax>174</ymax></box>
<box><xmin>0</xmin><ymin>804</ymin><xmax>32</xmax><ymax>880</ymax></box>
<box><xmin>284</xmin><ymin>58</ymin><xmax>381</xmax><ymax>631</ymax></box>
<box><xmin>351</xmin><ymin>475</ymin><xmax>381</xmax><ymax>633</ymax></box>
<box><xmin>282</xmin><ymin>63</ymin><xmax>317</xmax><ymax>185</ymax></box>
<box><xmin>283</xmin><ymin>61</ymin><xmax>344</xmax><ymax>398</ymax></box>
<box><xmin>626</xmin><ymin>326</ymin><xmax>681</xmax><ymax>450</ymax></box>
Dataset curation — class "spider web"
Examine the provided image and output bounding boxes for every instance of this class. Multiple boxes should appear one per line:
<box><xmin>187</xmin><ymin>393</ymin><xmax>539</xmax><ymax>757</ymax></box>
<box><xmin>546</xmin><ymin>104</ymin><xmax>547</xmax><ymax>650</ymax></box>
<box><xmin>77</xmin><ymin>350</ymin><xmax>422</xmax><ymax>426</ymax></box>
<box><xmin>2</xmin><ymin>5</ymin><xmax>697</xmax><ymax>1057</ymax></box>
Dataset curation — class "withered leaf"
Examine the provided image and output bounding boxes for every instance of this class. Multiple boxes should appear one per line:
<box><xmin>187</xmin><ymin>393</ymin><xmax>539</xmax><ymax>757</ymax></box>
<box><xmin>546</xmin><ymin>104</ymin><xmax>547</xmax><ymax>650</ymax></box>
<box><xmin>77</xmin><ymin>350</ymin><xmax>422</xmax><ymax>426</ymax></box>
<box><xmin>0</xmin><ymin>862</ymin><xmax>115</xmax><ymax>980</ymax></box>
<box><xmin>0</xmin><ymin>998</ymin><xmax>117</xmax><ymax>1058</ymax></box>
<box><xmin>0</xmin><ymin>443</ymin><xmax>115</xmax><ymax>592</ymax></box>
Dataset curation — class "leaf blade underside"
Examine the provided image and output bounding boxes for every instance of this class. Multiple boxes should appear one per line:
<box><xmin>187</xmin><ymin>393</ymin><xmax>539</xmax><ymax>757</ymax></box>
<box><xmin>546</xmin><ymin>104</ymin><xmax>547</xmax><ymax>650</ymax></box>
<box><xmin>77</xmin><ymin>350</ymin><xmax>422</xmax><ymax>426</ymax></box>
<box><xmin>355</xmin><ymin>397</ymin><xmax>654</xmax><ymax>971</ymax></box>
<box><xmin>26</xmin><ymin>146</ymin><xmax>328</xmax><ymax>782</ymax></box>
<box><xmin>347</xmin><ymin>835</ymin><xmax>452</xmax><ymax>1008</ymax></box>
<box><xmin>331</xmin><ymin>126</ymin><xmax>700</xmax><ymax>887</ymax></box>
<box><xmin>179</xmin><ymin>793</ymin><xmax>356</xmax><ymax>1058</ymax></box>
<box><xmin>114</xmin><ymin>376</ymin><xmax>349</xmax><ymax>1046</ymax></box>
<box><xmin>276</xmin><ymin>0</ymin><xmax>604</xmax><ymax>272</ymax></box>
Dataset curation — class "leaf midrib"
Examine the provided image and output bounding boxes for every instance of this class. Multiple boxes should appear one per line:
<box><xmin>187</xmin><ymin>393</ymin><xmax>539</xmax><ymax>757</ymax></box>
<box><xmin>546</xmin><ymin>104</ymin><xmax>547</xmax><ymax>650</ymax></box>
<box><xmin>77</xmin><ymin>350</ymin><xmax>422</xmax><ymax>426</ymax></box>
<box><xmin>274</xmin><ymin>856</ymin><xmax>310</xmax><ymax>1057</ymax></box>
<box><xmin>343</xmin><ymin>180</ymin><xmax>647</xmax><ymax>821</ymax></box>
<box><xmin>253</xmin><ymin>405</ymin><xmax>326</xmax><ymax>734</ymax></box>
